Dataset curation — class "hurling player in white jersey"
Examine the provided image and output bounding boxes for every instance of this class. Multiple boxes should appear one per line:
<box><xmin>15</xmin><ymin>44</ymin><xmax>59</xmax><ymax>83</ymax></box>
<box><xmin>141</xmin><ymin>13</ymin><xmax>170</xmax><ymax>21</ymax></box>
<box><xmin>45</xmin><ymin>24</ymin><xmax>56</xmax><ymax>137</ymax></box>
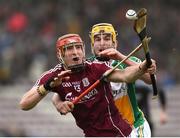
<box><xmin>87</xmin><ymin>23</ymin><xmax>153</xmax><ymax>137</ymax></box>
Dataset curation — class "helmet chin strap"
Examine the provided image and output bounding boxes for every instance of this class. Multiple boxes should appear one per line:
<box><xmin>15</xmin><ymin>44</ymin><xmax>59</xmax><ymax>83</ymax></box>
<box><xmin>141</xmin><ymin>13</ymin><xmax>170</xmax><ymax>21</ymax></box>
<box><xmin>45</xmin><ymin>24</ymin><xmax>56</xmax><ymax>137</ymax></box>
<box><xmin>61</xmin><ymin>59</ymin><xmax>85</xmax><ymax>73</ymax></box>
<box><xmin>67</xmin><ymin>63</ymin><xmax>85</xmax><ymax>73</ymax></box>
<box><xmin>60</xmin><ymin>55</ymin><xmax>85</xmax><ymax>73</ymax></box>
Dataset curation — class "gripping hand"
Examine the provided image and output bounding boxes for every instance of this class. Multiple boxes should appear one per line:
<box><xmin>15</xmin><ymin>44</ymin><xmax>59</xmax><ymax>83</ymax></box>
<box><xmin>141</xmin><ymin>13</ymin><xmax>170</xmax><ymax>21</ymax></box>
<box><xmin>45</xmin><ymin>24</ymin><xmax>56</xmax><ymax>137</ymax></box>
<box><xmin>37</xmin><ymin>70</ymin><xmax>71</xmax><ymax>96</ymax></box>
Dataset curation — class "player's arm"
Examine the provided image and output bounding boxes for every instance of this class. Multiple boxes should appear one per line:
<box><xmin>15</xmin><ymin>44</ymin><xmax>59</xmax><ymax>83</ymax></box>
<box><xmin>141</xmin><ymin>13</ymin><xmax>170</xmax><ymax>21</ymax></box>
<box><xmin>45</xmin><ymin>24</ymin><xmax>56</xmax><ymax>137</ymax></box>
<box><xmin>19</xmin><ymin>70</ymin><xmax>71</xmax><ymax>111</ymax></box>
<box><xmin>52</xmin><ymin>93</ymin><xmax>74</xmax><ymax>115</ymax></box>
<box><xmin>122</xmin><ymin>58</ymin><xmax>154</xmax><ymax>84</ymax></box>
<box><xmin>107</xmin><ymin>59</ymin><xmax>156</xmax><ymax>83</ymax></box>
<box><xmin>19</xmin><ymin>86</ymin><xmax>47</xmax><ymax>110</ymax></box>
<box><xmin>99</xmin><ymin>49</ymin><xmax>154</xmax><ymax>84</ymax></box>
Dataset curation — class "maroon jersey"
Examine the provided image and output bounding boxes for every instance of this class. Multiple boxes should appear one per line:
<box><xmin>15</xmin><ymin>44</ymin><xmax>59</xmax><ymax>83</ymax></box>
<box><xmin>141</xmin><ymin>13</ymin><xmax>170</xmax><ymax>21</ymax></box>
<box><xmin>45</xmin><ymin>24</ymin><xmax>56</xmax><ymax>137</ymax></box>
<box><xmin>35</xmin><ymin>61</ymin><xmax>132</xmax><ymax>137</ymax></box>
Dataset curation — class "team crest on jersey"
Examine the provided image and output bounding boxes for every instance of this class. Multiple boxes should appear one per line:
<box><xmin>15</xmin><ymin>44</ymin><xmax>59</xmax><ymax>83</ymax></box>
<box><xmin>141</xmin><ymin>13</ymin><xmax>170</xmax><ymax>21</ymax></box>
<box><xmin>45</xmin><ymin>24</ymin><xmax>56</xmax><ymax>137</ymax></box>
<box><xmin>82</xmin><ymin>77</ymin><xmax>90</xmax><ymax>87</ymax></box>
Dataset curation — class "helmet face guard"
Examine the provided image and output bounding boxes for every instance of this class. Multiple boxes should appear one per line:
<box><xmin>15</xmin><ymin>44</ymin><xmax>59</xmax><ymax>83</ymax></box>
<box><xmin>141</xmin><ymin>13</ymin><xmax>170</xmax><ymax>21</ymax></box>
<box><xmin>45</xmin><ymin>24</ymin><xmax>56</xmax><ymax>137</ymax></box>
<box><xmin>56</xmin><ymin>34</ymin><xmax>85</xmax><ymax>72</ymax></box>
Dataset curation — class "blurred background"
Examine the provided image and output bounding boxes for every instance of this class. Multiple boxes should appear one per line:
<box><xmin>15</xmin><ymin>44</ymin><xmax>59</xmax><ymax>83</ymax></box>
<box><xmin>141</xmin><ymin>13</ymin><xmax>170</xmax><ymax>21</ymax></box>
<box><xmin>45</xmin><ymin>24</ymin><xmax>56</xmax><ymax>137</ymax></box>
<box><xmin>0</xmin><ymin>0</ymin><xmax>179</xmax><ymax>136</ymax></box>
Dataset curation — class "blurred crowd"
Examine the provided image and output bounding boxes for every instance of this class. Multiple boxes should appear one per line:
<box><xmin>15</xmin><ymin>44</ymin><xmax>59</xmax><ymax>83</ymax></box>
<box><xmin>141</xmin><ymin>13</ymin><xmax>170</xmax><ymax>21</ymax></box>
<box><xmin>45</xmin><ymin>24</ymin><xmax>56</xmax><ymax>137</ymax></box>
<box><xmin>0</xmin><ymin>0</ymin><xmax>179</xmax><ymax>86</ymax></box>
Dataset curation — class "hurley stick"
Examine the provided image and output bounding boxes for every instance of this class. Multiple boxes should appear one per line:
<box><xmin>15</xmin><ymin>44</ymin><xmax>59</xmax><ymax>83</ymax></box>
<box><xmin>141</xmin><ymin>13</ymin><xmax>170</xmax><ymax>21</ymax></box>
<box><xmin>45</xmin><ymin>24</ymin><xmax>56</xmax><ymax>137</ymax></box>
<box><xmin>126</xmin><ymin>8</ymin><xmax>158</xmax><ymax>99</ymax></box>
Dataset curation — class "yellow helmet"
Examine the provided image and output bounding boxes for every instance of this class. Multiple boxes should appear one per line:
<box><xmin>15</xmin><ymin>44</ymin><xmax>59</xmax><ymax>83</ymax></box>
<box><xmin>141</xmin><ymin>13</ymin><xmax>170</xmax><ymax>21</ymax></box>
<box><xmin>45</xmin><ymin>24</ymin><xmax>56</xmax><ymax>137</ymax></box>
<box><xmin>89</xmin><ymin>23</ymin><xmax>118</xmax><ymax>46</ymax></box>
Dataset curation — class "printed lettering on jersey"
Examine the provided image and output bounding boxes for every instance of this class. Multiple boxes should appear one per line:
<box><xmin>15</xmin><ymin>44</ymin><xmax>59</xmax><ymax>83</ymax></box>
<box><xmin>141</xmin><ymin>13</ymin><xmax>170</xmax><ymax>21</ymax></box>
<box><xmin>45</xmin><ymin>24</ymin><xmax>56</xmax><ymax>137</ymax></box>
<box><xmin>62</xmin><ymin>82</ymin><xmax>72</xmax><ymax>87</ymax></box>
<box><xmin>111</xmin><ymin>82</ymin><xmax>128</xmax><ymax>100</ymax></box>
<box><xmin>72</xmin><ymin>81</ymin><xmax>81</xmax><ymax>92</ymax></box>
<box><xmin>80</xmin><ymin>88</ymin><xmax>98</xmax><ymax>103</ymax></box>
<box><xmin>82</xmin><ymin>77</ymin><xmax>90</xmax><ymax>87</ymax></box>
<box><xmin>73</xmin><ymin>84</ymin><xmax>81</xmax><ymax>92</ymax></box>
<box><xmin>65</xmin><ymin>92</ymin><xmax>76</xmax><ymax>101</ymax></box>
<box><xmin>64</xmin><ymin>89</ymin><xmax>98</xmax><ymax>103</ymax></box>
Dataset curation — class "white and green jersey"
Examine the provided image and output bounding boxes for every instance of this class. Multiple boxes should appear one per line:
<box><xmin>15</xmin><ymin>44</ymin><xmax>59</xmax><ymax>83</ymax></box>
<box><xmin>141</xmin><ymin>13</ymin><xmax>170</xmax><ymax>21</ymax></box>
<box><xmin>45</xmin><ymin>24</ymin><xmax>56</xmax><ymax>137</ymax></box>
<box><xmin>88</xmin><ymin>56</ymin><xmax>145</xmax><ymax>128</ymax></box>
<box><xmin>111</xmin><ymin>56</ymin><xmax>145</xmax><ymax>128</ymax></box>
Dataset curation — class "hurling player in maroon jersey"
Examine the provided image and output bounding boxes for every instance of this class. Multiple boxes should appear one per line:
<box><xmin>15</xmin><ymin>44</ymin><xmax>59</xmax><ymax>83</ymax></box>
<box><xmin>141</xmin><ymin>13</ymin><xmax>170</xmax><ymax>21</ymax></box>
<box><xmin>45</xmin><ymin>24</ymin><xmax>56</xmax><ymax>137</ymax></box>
<box><xmin>20</xmin><ymin>34</ymin><xmax>156</xmax><ymax>137</ymax></box>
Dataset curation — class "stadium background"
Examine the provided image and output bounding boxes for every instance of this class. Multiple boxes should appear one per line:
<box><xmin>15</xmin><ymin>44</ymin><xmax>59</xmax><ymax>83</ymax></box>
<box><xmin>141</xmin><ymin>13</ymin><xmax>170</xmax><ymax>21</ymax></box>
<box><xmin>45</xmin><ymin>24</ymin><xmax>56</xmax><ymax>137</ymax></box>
<box><xmin>0</xmin><ymin>0</ymin><xmax>179</xmax><ymax>136</ymax></box>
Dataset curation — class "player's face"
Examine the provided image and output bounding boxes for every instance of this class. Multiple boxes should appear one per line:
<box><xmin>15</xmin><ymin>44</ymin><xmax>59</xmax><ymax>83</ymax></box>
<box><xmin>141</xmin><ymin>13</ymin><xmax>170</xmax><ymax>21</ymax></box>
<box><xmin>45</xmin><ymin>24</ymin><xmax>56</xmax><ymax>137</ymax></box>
<box><xmin>63</xmin><ymin>43</ymin><xmax>84</xmax><ymax>67</ymax></box>
<box><xmin>93</xmin><ymin>33</ymin><xmax>115</xmax><ymax>55</ymax></box>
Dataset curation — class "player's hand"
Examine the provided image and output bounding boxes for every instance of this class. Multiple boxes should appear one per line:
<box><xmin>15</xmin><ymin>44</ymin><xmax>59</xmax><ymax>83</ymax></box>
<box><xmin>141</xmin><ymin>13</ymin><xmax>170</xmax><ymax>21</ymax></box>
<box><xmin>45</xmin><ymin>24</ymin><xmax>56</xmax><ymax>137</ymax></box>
<box><xmin>37</xmin><ymin>70</ymin><xmax>71</xmax><ymax>96</ymax></box>
<box><xmin>57</xmin><ymin>101</ymin><xmax>74</xmax><ymax>115</ymax></box>
<box><xmin>139</xmin><ymin>59</ymin><xmax>156</xmax><ymax>74</ymax></box>
<box><xmin>98</xmin><ymin>48</ymin><xmax>124</xmax><ymax>60</ymax></box>
<box><xmin>44</xmin><ymin>70</ymin><xmax>71</xmax><ymax>91</ymax></box>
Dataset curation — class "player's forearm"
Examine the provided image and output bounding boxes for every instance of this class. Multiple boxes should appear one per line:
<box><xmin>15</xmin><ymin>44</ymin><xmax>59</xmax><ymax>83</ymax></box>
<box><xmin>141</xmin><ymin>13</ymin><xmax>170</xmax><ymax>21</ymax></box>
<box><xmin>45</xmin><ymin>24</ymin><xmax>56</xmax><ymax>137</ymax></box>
<box><xmin>126</xmin><ymin>59</ymin><xmax>156</xmax><ymax>83</ymax></box>
<box><xmin>52</xmin><ymin>94</ymin><xmax>74</xmax><ymax>115</ymax></box>
<box><xmin>122</xmin><ymin>59</ymin><xmax>153</xmax><ymax>84</ymax></box>
<box><xmin>124</xmin><ymin>61</ymin><xmax>152</xmax><ymax>84</ymax></box>
<box><xmin>128</xmin><ymin>62</ymin><xmax>152</xmax><ymax>84</ymax></box>
<box><xmin>52</xmin><ymin>93</ymin><xmax>63</xmax><ymax>108</ymax></box>
<box><xmin>116</xmin><ymin>52</ymin><xmax>137</xmax><ymax>66</ymax></box>
<box><xmin>117</xmin><ymin>54</ymin><xmax>152</xmax><ymax>84</ymax></box>
<box><xmin>107</xmin><ymin>64</ymin><xmax>145</xmax><ymax>83</ymax></box>
<box><xmin>19</xmin><ymin>86</ymin><xmax>46</xmax><ymax>110</ymax></box>
<box><xmin>123</xmin><ymin>65</ymin><xmax>145</xmax><ymax>83</ymax></box>
<box><xmin>140</xmin><ymin>73</ymin><xmax>152</xmax><ymax>84</ymax></box>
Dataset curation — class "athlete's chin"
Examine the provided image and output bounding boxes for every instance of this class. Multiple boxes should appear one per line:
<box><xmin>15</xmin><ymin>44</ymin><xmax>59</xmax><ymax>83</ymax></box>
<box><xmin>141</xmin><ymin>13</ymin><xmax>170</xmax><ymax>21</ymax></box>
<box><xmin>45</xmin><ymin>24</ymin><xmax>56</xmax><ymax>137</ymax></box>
<box><xmin>71</xmin><ymin>61</ymin><xmax>83</xmax><ymax>65</ymax></box>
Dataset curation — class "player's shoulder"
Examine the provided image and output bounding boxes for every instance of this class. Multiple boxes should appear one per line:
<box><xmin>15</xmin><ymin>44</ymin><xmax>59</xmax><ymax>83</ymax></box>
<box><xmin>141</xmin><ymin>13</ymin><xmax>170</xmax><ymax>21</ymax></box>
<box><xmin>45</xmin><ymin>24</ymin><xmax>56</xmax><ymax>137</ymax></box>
<box><xmin>85</xmin><ymin>60</ymin><xmax>111</xmax><ymax>70</ymax></box>
<box><xmin>112</xmin><ymin>56</ymin><xmax>141</xmax><ymax>69</ymax></box>
<box><xmin>86</xmin><ymin>56</ymin><xmax>96</xmax><ymax>62</ymax></box>
<box><xmin>34</xmin><ymin>64</ymin><xmax>63</xmax><ymax>86</ymax></box>
<box><xmin>111</xmin><ymin>60</ymin><xmax>124</xmax><ymax>69</ymax></box>
<box><xmin>47</xmin><ymin>64</ymin><xmax>63</xmax><ymax>74</ymax></box>
<box><xmin>40</xmin><ymin>64</ymin><xmax>63</xmax><ymax>79</ymax></box>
